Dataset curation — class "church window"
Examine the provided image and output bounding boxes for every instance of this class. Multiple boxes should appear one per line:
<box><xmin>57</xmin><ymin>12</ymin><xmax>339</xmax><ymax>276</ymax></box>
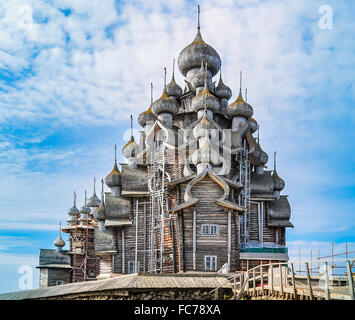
<box><xmin>205</xmin><ymin>256</ymin><xmax>217</xmax><ymax>271</ymax></box>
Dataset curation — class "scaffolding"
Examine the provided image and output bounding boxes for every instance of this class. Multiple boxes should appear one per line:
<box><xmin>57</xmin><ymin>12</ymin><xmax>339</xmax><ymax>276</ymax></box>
<box><xmin>238</xmin><ymin>139</ymin><xmax>251</xmax><ymax>249</ymax></box>
<box><xmin>66</xmin><ymin>224</ymin><xmax>98</xmax><ymax>282</ymax></box>
<box><xmin>147</xmin><ymin>139</ymin><xmax>170</xmax><ymax>273</ymax></box>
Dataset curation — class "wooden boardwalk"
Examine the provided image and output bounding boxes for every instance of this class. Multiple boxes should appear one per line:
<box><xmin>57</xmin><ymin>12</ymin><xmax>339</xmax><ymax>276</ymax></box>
<box><xmin>212</xmin><ymin>259</ymin><xmax>355</xmax><ymax>300</ymax></box>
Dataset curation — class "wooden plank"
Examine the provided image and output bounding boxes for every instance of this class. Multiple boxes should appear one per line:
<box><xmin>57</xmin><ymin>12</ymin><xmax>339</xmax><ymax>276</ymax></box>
<box><xmin>324</xmin><ymin>261</ymin><xmax>330</xmax><ymax>300</ymax></box>
<box><xmin>291</xmin><ymin>263</ymin><xmax>297</xmax><ymax>299</ymax></box>
<box><xmin>193</xmin><ymin>209</ymin><xmax>196</xmax><ymax>271</ymax></box>
<box><xmin>279</xmin><ymin>264</ymin><xmax>283</xmax><ymax>296</ymax></box>
<box><xmin>122</xmin><ymin>229</ymin><xmax>125</xmax><ymax>273</ymax></box>
<box><xmin>305</xmin><ymin>262</ymin><xmax>313</xmax><ymax>300</ymax></box>
<box><xmin>228</xmin><ymin>210</ymin><xmax>231</xmax><ymax>270</ymax></box>
<box><xmin>346</xmin><ymin>260</ymin><xmax>354</xmax><ymax>300</ymax></box>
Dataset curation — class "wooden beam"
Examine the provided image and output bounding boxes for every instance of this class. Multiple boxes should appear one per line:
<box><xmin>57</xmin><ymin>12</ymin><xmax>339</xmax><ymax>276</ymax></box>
<box><xmin>279</xmin><ymin>264</ymin><xmax>283</xmax><ymax>296</ymax></box>
<box><xmin>143</xmin><ymin>201</ymin><xmax>146</xmax><ymax>273</ymax></box>
<box><xmin>305</xmin><ymin>262</ymin><xmax>313</xmax><ymax>300</ymax></box>
<box><xmin>291</xmin><ymin>263</ymin><xmax>297</xmax><ymax>299</ymax></box>
<box><xmin>324</xmin><ymin>261</ymin><xmax>330</xmax><ymax>300</ymax></box>
<box><xmin>193</xmin><ymin>209</ymin><xmax>196</xmax><ymax>271</ymax></box>
<box><xmin>228</xmin><ymin>210</ymin><xmax>231</xmax><ymax>271</ymax></box>
<box><xmin>121</xmin><ymin>229</ymin><xmax>125</xmax><ymax>273</ymax></box>
<box><xmin>346</xmin><ymin>260</ymin><xmax>354</xmax><ymax>300</ymax></box>
<box><xmin>135</xmin><ymin>200</ymin><xmax>139</xmax><ymax>272</ymax></box>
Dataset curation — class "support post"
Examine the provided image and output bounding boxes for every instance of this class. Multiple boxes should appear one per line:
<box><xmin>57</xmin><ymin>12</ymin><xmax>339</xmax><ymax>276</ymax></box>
<box><xmin>192</xmin><ymin>209</ymin><xmax>196</xmax><ymax>271</ymax></box>
<box><xmin>270</xmin><ymin>265</ymin><xmax>274</xmax><ymax>294</ymax></box>
<box><xmin>253</xmin><ymin>269</ymin><xmax>256</xmax><ymax>295</ymax></box>
<box><xmin>122</xmin><ymin>228</ymin><xmax>125</xmax><ymax>273</ymax></box>
<box><xmin>291</xmin><ymin>263</ymin><xmax>297</xmax><ymax>299</ymax></box>
<box><xmin>260</xmin><ymin>266</ymin><xmax>264</xmax><ymax>293</ymax></box>
<box><xmin>279</xmin><ymin>264</ymin><xmax>283</xmax><ymax>296</ymax></box>
<box><xmin>227</xmin><ymin>210</ymin><xmax>231</xmax><ymax>271</ymax></box>
<box><xmin>346</xmin><ymin>260</ymin><xmax>354</xmax><ymax>300</ymax></box>
<box><xmin>305</xmin><ymin>262</ymin><xmax>313</xmax><ymax>300</ymax></box>
<box><xmin>324</xmin><ymin>261</ymin><xmax>330</xmax><ymax>300</ymax></box>
<box><xmin>143</xmin><ymin>201</ymin><xmax>146</xmax><ymax>273</ymax></box>
<box><xmin>135</xmin><ymin>200</ymin><xmax>139</xmax><ymax>273</ymax></box>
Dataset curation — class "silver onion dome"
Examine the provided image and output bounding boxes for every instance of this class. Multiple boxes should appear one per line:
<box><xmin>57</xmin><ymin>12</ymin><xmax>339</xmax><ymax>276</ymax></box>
<box><xmin>122</xmin><ymin>136</ymin><xmax>138</xmax><ymax>159</ymax></box>
<box><xmin>54</xmin><ymin>234</ymin><xmax>65</xmax><ymax>248</ymax></box>
<box><xmin>178</xmin><ymin>29</ymin><xmax>221</xmax><ymax>78</ymax></box>
<box><xmin>151</xmin><ymin>88</ymin><xmax>178</xmax><ymax>116</ymax></box>
<box><xmin>105</xmin><ymin>161</ymin><xmax>122</xmax><ymax>188</ymax></box>
<box><xmin>272</xmin><ymin>152</ymin><xmax>285</xmax><ymax>191</ymax></box>
<box><xmin>68</xmin><ymin>204</ymin><xmax>79</xmax><ymax>216</ymax></box>
<box><xmin>249</xmin><ymin>118</ymin><xmax>258</xmax><ymax>133</ymax></box>
<box><xmin>191</xmin><ymin>78</ymin><xmax>219</xmax><ymax>113</ymax></box>
<box><xmin>80</xmin><ymin>202</ymin><xmax>91</xmax><ymax>215</ymax></box>
<box><xmin>191</xmin><ymin>62</ymin><xmax>212</xmax><ymax>90</ymax></box>
<box><xmin>226</xmin><ymin>92</ymin><xmax>253</xmax><ymax>119</ymax></box>
<box><xmin>86</xmin><ymin>192</ymin><xmax>101</xmax><ymax>208</ymax></box>
<box><xmin>138</xmin><ymin>106</ymin><xmax>156</xmax><ymax>128</ymax></box>
<box><xmin>191</xmin><ymin>141</ymin><xmax>221</xmax><ymax>166</ymax></box>
<box><xmin>215</xmin><ymin>73</ymin><xmax>232</xmax><ymax>101</ymax></box>
<box><xmin>166</xmin><ymin>63</ymin><xmax>183</xmax><ymax>97</ymax></box>
<box><xmin>193</xmin><ymin>112</ymin><xmax>213</xmax><ymax>140</ymax></box>
<box><xmin>273</xmin><ymin>170</ymin><xmax>285</xmax><ymax>191</ymax></box>
<box><xmin>257</xmin><ymin>143</ymin><xmax>268</xmax><ymax>165</ymax></box>
<box><xmin>54</xmin><ymin>224</ymin><xmax>65</xmax><ymax>251</ymax></box>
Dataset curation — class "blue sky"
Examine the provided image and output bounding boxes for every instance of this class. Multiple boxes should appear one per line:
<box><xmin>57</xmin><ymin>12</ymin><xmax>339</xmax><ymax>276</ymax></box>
<box><xmin>0</xmin><ymin>0</ymin><xmax>354</xmax><ymax>293</ymax></box>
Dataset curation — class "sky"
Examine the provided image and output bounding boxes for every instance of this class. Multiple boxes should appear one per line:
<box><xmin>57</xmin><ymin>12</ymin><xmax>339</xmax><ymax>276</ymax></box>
<box><xmin>0</xmin><ymin>0</ymin><xmax>354</xmax><ymax>293</ymax></box>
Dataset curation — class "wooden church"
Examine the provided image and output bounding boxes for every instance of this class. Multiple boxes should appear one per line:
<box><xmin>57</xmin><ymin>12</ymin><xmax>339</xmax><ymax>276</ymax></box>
<box><xmin>38</xmin><ymin>7</ymin><xmax>293</xmax><ymax>286</ymax></box>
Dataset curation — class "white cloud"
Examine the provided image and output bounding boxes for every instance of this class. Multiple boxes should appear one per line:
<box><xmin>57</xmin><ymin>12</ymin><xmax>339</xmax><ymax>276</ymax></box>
<box><xmin>0</xmin><ymin>0</ymin><xmax>353</xmax><ymax>239</ymax></box>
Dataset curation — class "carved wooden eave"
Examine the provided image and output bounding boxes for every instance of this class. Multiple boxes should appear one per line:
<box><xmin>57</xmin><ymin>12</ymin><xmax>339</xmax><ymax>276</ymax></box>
<box><xmin>170</xmin><ymin>168</ymin><xmax>245</xmax><ymax>213</ymax></box>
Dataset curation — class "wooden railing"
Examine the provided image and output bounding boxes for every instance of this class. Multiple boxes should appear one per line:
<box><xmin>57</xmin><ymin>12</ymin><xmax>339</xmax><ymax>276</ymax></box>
<box><xmin>211</xmin><ymin>258</ymin><xmax>355</xmax><ymax>300</ymax></box>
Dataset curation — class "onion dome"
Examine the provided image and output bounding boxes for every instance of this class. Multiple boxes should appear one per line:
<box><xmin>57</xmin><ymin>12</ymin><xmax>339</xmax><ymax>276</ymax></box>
<box><xmin>191</xmin><ymin>61</ymin><xmax>210</xmax><ymax>89</ymax></box>
<box><xmin>53</xmin><ymin>223</ymin><xmax>65</xmax><ymax>250</ymax></box>
<box><xmin>67</xmin><ymin>191</ymin><xmax>79</xmax><ymax>218</ymax></box>
<box><xmin>191</xmin><ymin>73</ymin><xmax>219</xmax><ymax>113</ymax></box>
<box><xmin>272</xmin><ymin>152</ymin><xmax>285</xmax><ymax>191</ymax></box>
<box><xmin>256</xmin><ymin>143</ymin><xmax>268</xmax><ymax>165</ymax></box>
<box><xmin>215</xmin><ymin>71</ymin><xmax>232</xmax><ymax>101</ymax></box>
<box><xmin>138</xmin><ymin>106</ymin><xmax>156</xmax><ymax>128</ymax></box>
<box><xmin>138</xmin><ymin>83</ymin><xmax>157</xmax><ymax>128</ymax></box>
<box><xmin>249</xmin><ymin>118</ymin><xmax>258</xmax><ymax>133</ymax></box>
<box><xmin>54</xmin><ymin>233</ymin><xmax>65</xmax><ymax>248</ymax></box>
<box><xmin>105</xmin><ymin>160</ymin><xmax>122</xmax><ymax>188</ymax></box>
<box><xmin>122</xmin><ymin>135</ymin><xmax>138</xmax><ymax>159</ymax></box>
<box><xmin>151</xmin><ymin>70</ymin><xmax>178</xmax><ymax>117</ymax></box>
<box><xmin>80</xmin><ymin>205</ymin><xmax>90</xmax><ymax>215</ymax></box>
<box><xmin>226</xmin><ymin>91</ymin><xmax>253</xmax><ymax>119</ymax></box>
<box><xmin>191</xmin><ymin>140</ymin><xmax>221</xmax><ymax>165</ymax></box>
<box><xmin>166</xmin><ymin>59</ymin><xmax>182</xmax><ymax>97</ymax></box>
<box><xmin>86</xmin><ymin>178</ymin><xmax>101</xmax><ymax>208</ymax></box>
<box><xmin>178</xmin><ymin>28</ymin><xmax>221</xmax><ymax>77</ymax></box>
<box><xmin>193</xmin><ymin>112</ymin><xmax>213</xmax><ymax>140</ymax></box>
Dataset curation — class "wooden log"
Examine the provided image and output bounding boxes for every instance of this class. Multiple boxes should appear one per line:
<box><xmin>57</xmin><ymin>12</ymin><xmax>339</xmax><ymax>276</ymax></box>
<box><xmin>305</xmin><ymin>262</ymin><xmax>313</xmax><ymax>300</ymax></box>
<box><xmin>291</xmin><ymin>263</ymin><xmax>297</xmax><ymax>299</ymax></box>
<box><xmin>122</xmin><ymin>229</ymin><xmax>125</xmax><ymax>273</ymax></box>
<box><xmin>323</xmin><ymin>261</ymin><xmax>330</xmax><ymax>300</ymax></box>
<box><xmin>228</xmin><ymin>210</ymin><xmax>231</xmax><ymax>270</ymax></box>
<box><xmin>346</xmin><ymin>260</ymin><xmax>354</xmax><ymax>300</ymax></box>
<box><xmin>192</xmin><ymin>209</ymin><xmax>196</xmax><ymax>271</ymax></box>
<box><xmin>143</xmin><ymin>201</ymin><xmax>146</xmax><ymax>273</ymax></box>
<box><xmin>279</xmin><ymin>264</ymin><xmax>284</xmax><ymax>296</ymax></box>
<box><xmin>253</xmin><ymin>269</ymin><xmax>256</xmax><ymax>295</ymax></box>
<box><xmin>270</xmin><ymin>265</ymin><xmax>274</xmax><ymax>295</ymax></box>
<box><xmin>135</xmin><ymin>200</ymin><xmax>138</xmax><ymax>272</ymax></box>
